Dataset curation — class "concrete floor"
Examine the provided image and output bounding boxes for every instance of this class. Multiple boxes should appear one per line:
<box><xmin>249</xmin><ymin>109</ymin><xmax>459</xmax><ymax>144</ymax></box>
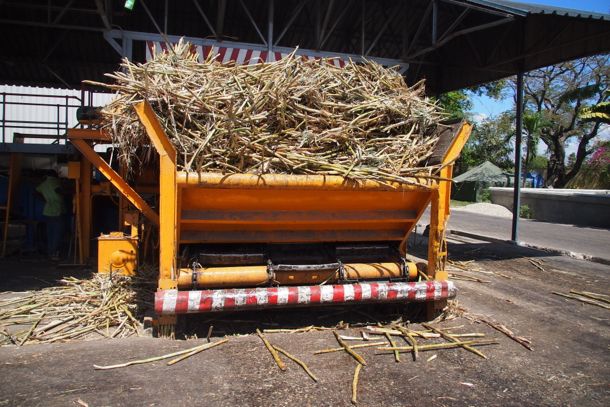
<box><xmin>0</xmin><ymin>235</ymin><xmax>608</xmax><ymax>407</ymax></box>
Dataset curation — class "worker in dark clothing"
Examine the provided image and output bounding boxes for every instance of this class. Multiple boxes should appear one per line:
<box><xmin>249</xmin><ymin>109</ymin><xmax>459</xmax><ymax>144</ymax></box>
<box><xmin>36</xmin><ymin>170</ymin><xmax>65</xmax><ymax>260</ymax></box>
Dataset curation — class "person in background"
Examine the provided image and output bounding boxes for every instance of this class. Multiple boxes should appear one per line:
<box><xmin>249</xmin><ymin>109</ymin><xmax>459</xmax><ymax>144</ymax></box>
<box><xmin>36</xmin><ymin>170</ymin><xmax>65</xmax><ymax>260</ymax></box>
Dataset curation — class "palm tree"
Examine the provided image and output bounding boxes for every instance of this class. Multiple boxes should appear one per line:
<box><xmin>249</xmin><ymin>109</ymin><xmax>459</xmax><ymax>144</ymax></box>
<box><xmin>580</xmin><ymin>94</ymin><xmax>610</xmax><ymax>124</ymax></box>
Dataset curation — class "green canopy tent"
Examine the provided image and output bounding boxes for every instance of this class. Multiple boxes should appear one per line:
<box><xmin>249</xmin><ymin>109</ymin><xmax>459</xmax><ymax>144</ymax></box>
<box><xmin>452</xmin><ymin>161</ymin><xmax>508</xmax><ymax>202</ymax></box>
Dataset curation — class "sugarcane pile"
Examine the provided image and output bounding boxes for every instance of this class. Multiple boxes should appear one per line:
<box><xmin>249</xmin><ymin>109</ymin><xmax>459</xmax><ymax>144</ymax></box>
<box><xmin>0</xmin><ymin>273</ymin><xmax>154</xmax><ymax>345</ymax></box>
<box><xmin>94</xmin><ymin>40</ymin><xmax>445</xmax><ymax>184</ymax></box>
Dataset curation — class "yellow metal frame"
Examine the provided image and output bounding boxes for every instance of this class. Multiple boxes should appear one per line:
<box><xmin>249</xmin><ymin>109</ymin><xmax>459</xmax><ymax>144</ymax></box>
<box><xmin>97</xmin><ymin>231</ymin><xmax>138</xmax><ymax>276</ymax></box>
<box><xmin>130</xmin><ymin>100</ymin><xmax>472</xmax><ymax>294</ymax></box>
<box><xmin>426</xmin><ymin>123</ymin><xmax>473</xmax><ymax>280</ymax></box>
<box><xmin>134</xmin><ymin>102</ymin><xmax>178</xmax><ymax>290</ymax></box>
<box><xmin>66</xmin><ymin>128</ymin><xmax>111</xmax><ymax>141</ymax></box>
<box><xmin>79</xmin><ymin>158</ymin><xmax>92</xmax><ymax>260</ymax></box>
<box><xmin>69</xmin><ymin>139</ymin><xmax>159</xmax><ymax>226</ymax></box>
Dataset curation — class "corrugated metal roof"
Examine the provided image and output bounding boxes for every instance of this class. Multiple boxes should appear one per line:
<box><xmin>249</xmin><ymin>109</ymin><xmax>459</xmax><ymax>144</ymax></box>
<box><xmin>1</xmin><ymin>0</ymin><xmax>609</xmax><ymax>93</ymax></box>
<box><xmin>469</xmin><ymin>0</ymin><xmax>610</xmax><ymax>21</ymax></box>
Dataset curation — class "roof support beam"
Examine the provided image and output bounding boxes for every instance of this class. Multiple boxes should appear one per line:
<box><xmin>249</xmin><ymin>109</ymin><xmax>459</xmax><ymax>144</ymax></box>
<box><xmin>274</xmin><ymin>0</ymin><xmax>308</xmax><ymax>47</ymax></box>
<box><xmin>2</xmin><ymin>2</ymin><xmax>97</xmax><ymax>15</ymax></box>
<box><xmin>216</xmin><ymin>0</ymin><xmax>227</xmax><ymax>41</ymax></box>
<box><xmin>319</xmin><ymin>2</ymin><xmax>349</xmax><ymax>48</ymax></box>
<box><xmin>406</xmin><ymin>16</ymin><xmax>514</xmax><ymax>60</ymax></box>
<box><xmin>405</xmin><ymin>2</ymin><xmax>433</xmax><ymax>57</ymax></box>
<box><xmin>52</xmin><ymin>0</ymin><xmax>76</xmax><ymax>24</ymax></box>
<box><xmin>320</xmin><ymin>0</ymin><xmax>335</xmax><ymax>47</ymax></box>
<box><xmin>484</xmin><ymin>22</ymin><xmax>511</xmax><ymax>65</ymax></box>
<box><xmin>438</xmin><ymin>8</ymin><xmax>469</xmax><ymax>43</ymax></box>
<box><xmin>140</xmin><ymin>0</ymin><xmax>164</xmax><ymax>37</ymax></box>
<box><xmin>239</xmin><ymin>0</ymin><xmax>266</xmax><ymax>45</ymax></box>
<box><xmin>43</xmin><ymin>30</ymin><xmax>69</xmax><ymax>62</ymax></box>
<box><xmin>267</xmin><ymin>0</ymin><xmax>273</xmax><ymax>52</ymax></box>
<box><xmin>103</xmin><ymin>31</ymin><xmax>125</xmax><ymax>56</ymax></box>
<box><xmin>440</xmin><ymin>0</ymin><xmax>513</xmax><ymax>18</ymax></box>
<box><xmin>94</xmin><ymin>0</ymin><xmax>112</xmax><ymax>30</ymax></box>
<box><xmin>44</xmin><ymin>65</ymin><xmax>71</xmax><ymax>88</ymax></box>
<box><xmin>164</xmin><ymin>0</ymin><xmax>169</xmax><ymax>35</ymax></box>
<box><xmin>192</xmin><ymin>0</ymin><xmax>217</xmax><ymax>37</ymax></box>
<box><xmin>365</xmin><ymin>2</ymin><xmax>402</xmax><ymax>55</ymax></box>
<box><xmin>122</xmin><ymin>36</ymin><xmax>133</xmax><ymax>60</ymax></box>
<box><xmin>0</xmin><ymin>19</ymin><xmax>106</xmax><ymax>32</ymax></box>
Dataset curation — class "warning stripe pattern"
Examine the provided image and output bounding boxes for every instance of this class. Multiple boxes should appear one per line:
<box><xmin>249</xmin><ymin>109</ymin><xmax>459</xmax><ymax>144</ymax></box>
<box><xmin>146</xmin><ymin>41</ymin><xmax>348</xmax><ymax>67</ymax></box>
<box><xmin>155</xmin><ymin>281</ymin><xmax>456</xmax><ymax>315</ymax></box>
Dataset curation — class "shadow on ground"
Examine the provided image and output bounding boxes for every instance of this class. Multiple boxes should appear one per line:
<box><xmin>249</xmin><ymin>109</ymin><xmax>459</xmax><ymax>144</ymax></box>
<box><xmin>408</xmin><ymin>229</ymin><xmax>553</xmax><ymax>261</ymax></box>
<box><xmin>0</xmin><ymin>258</ymin><xmax>93</xmax><ymax>292</ymax></box>
<box><xmin>176</xmin><ymin>301</ymin><xmax>432</xmax><ymax>339</ymax></box>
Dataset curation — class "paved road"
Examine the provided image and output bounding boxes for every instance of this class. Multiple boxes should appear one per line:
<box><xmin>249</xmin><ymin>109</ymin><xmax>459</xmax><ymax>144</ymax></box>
<box><xmin>420</xmin><ymin>208</ymin><xmax>610</xmax><ymax>262</ymax></box>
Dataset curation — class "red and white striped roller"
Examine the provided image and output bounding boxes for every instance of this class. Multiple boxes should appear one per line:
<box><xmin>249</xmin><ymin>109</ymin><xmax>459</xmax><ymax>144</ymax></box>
<box><xmin>146</xmin><ymin>41</ymin><xmax>348</xmax><ymax>67</ymax></box>
<box><xmin>155</xmin><ymin>280</ymin><xmax>456</xmax><ymax>315</ymax></box>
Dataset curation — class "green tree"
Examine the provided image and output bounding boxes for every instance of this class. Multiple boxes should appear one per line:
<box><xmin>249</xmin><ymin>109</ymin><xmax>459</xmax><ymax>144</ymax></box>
<box><xmin>580</xmin><ymin>91</ymin><xmax>610</xmax><ymax>124</ymax></box>
<box><xmin>522</xmin><ymin>112</ymin><xmax>544</xmax><ymax>174</ymax></box>
<box><xmin>520</xmin><ymin>55</ymin><xmax>609</xmax><ymax>187</ymax></box>
<box><xmin>457</xmin><ymin>112</ymin><xmax>514</xmax><ymax>173</ymax></box>
<box><xmin>437</xmin><ymin>81</ymin><xmax>511</xmax><ymax>174</ymax></box>
<box><xmin>566</xmin><ymin>140</ymin><xmax>610</xmax><ymax>188</ymax></box>
<box><xmin>437</xmin><ymin>90</ymin><xmax>472</xmax><ymax>120</ymax></box>
<box><xmin>528</xmin><ymin>155</ymin><xmax>548</xmax><ymax>172</ymax></box>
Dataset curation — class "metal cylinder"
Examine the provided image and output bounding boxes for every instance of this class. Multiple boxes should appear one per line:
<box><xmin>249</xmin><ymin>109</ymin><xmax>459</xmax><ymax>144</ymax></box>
<box><xmin>156</xmin><ymin>280</ymin><xmax>457</xmax><ymax>315</ymax></box>
<box><xmin>177</xmin><ymin>266</ymin><xmax>269</xmax><ymax>289</ymax></box>
<box><xmin>177</xmin><ymin>261</ymin><xmax>418</xmax><ymax>289</ymax></box>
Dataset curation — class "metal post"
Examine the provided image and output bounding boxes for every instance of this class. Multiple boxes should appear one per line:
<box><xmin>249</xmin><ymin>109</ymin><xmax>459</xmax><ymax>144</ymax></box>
<box><xmin>164</xmin><ymin>0</ymin><xmax>168</xmax><ymax>35</ymax></box>
<box><xmin>511</xmin><ymin>71</ymin><xmax>524</xmax><ymax>242</ymax></box>
<box><xmin>1</xmin><ymin>92</ymin><xmax>5</xmax><ymax>143</ymax></box>
<box><xmin>267</xmin><ymin>0</ymin><xmax>274</xmax><ymax>54</ymax></box>
<box><xmin>56</xmin><ymin>104</ymin><xmax>61</xmax><ymax>137</ymax></box>
<box><xmin>64</xmin><ymin>96</ymin><xmax>69</xmax><ymax>143</ymax></box>
<box><xmin>80</xmin><ymin>89</ymin><xmax>85</xmax><ymax>128</ymax></box>
<box><xmin>121</xmin><ymin>36</ymin><xmax>133</xmax><ymax>60</ymax></box>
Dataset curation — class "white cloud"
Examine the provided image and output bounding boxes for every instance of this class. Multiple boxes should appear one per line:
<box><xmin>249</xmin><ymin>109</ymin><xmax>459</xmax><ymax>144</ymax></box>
<box><xmin>470</xmin><ymin>112</ymin><xmax>488</xmax><ymax>123</ymax></box>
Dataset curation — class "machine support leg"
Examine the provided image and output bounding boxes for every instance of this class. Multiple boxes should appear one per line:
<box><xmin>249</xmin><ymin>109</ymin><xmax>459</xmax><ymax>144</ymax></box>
<box><xmin>426</xmin><ymin>164</ymin><xmax>454</xmax><ymax>319</ymax></box>
<box><xmin>2</xmin><ymin>151</ymin><xmax>22</xmax><ymax>257</ymax></box>
<box><xmin>134</xmin><ymin>101</ymin><xmax>178</xmax><ymax>290</ymax></box>
<box><xmin>427</xmin><ymin>165</ymin><xmax>452</xmax><ymax>281</ymax></box>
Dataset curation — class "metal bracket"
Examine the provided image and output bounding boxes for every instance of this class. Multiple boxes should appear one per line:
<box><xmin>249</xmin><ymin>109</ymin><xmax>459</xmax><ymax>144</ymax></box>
<box><xmin>191</xmin><ymin>261</ymin><xmax>201</xmax><ymax>289</ymax></box>
<box><xmin>337</xmin><ymin>260</ymin><xmax>347</xmax><ymax>282</ymax></box>
<box><xmin>266</xmin><ymin>259</ymin><xmax>277</xmax><ymax>286</ymax></box>
<box><xmin>268</xmin><ymin>263</ymin><xmax>340</xmax><ymax>272</ymax></box>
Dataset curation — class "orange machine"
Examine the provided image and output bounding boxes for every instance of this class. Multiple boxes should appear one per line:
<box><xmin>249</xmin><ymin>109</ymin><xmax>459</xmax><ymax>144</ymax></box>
<box><xmin>68</xmin><ymin>101</ymin><xmax>472</xmax><ymax>334</ymax></box>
